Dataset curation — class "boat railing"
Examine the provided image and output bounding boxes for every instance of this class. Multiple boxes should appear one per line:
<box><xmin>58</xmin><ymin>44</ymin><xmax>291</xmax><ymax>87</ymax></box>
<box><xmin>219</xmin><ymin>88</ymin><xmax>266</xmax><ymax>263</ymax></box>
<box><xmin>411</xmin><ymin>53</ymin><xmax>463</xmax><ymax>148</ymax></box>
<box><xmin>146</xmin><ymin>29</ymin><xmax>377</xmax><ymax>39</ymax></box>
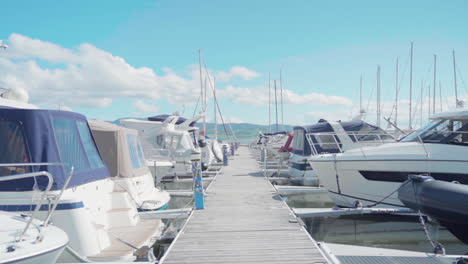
<box><xmin>305</xmin><ymin>132</ymin><xmax>395</xmax><ymax>156</ymax></box>
<box><xmin>0</xmin><ymin>163</ymin><xmax>73</xmax><ymax>242</ymax></box>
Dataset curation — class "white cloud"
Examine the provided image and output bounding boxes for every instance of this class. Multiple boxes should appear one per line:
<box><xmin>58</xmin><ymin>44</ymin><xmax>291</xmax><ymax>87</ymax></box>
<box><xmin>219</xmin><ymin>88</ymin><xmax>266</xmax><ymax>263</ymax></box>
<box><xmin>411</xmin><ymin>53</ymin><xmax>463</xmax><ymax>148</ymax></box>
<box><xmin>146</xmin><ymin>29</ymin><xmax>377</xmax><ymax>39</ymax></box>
<box><xmin>218</xmin><ymin>85</ymin><xmax>352</xmax><ymax>106</ymax></box>
<box><xmin>134</xmin><ymin>100</ymin><xmax>158</xmax><ymax>113</ymax></box>
<box><xmin>0</xmin><ymin>34</ymin><xmax>206</xmax><ymax>108</ymax></box>
<box><xmin>216</xmin><ymin>66</ymin><xmax>260</xmax><ymax>82</ymax></box>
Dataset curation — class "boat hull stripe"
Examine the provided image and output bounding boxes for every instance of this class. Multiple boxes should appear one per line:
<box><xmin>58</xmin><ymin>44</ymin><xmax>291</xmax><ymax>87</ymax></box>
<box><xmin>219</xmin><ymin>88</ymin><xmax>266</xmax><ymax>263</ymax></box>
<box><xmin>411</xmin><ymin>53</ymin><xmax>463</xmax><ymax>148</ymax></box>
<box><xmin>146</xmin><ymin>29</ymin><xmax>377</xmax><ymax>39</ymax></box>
<box><xmin>0</xmin><ymin>201</ymin><xmax>84</xmax><ymax>211</ymax></box>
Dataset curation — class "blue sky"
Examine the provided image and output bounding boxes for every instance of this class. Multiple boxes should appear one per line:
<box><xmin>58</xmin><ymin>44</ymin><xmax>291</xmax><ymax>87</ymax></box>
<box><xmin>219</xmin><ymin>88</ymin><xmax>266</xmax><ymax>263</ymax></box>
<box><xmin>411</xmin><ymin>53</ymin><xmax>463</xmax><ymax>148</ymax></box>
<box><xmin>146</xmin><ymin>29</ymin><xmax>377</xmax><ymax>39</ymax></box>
<box><xmin>1</xmin><ymin>0</ymin><xmax>468</xmax><ymax>128</ymax></box>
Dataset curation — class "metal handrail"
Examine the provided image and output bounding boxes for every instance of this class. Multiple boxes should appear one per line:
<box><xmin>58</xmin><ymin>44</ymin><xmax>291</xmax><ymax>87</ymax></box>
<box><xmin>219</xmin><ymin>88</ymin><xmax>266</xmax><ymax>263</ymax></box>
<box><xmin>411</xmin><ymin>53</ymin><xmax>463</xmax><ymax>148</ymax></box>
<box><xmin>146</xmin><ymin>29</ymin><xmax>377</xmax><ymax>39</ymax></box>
<box><xmin>305</xmin><ymin>132</ymin><xmax>395</xmax><ymax>156</ymax></box>
<box><xmin>0</xmin><ymin>162</ymin><xmax>74</xmax><ymax>239</ymax></box>
<box><xmin>0</xmin><ymin>171</ymin><xmax>53</xmax><ymax>242</ymax></box>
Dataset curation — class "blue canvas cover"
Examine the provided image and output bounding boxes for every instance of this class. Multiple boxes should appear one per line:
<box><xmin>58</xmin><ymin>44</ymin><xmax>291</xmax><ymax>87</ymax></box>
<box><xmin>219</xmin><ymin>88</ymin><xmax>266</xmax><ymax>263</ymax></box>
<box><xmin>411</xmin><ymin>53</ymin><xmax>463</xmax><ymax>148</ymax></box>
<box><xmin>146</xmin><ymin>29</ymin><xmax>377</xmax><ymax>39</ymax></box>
<box><xmin>0</xmin><ymin>109</ymin><xmax>110</xmax><ymax>191</ymax></box>
<box><xmin>147</xmin><ymin>114</ymin><xmax>196</xmax><ymax>126</ymax></box>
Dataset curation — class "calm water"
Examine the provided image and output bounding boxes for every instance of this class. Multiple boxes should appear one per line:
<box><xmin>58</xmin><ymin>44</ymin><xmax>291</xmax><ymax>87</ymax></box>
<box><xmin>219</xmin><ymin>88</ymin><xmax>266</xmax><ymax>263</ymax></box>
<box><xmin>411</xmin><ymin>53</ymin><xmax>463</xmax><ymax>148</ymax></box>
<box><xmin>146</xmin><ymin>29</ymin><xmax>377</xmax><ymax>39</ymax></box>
<box><xmin>285</xmin><ymin>192</ymin><xmax>468</xmax><ymax>255</ymax></box>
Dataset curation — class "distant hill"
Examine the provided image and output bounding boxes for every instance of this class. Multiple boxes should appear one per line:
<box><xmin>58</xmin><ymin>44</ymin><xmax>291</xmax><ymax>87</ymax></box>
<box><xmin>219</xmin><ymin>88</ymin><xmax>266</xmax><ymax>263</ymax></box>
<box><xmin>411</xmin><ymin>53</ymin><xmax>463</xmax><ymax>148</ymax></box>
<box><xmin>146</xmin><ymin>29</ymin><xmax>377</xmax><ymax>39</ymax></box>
<box><xmin>196</xmin><ymin>123</ymin><xmax>295</xmax><ymax>143</ymax></box>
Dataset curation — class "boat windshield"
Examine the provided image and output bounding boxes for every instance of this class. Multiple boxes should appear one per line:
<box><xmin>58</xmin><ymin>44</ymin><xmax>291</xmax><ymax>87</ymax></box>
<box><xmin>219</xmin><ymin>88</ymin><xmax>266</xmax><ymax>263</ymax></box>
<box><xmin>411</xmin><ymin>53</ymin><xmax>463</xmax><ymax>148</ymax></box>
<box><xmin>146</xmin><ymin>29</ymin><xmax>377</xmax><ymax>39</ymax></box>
<box><xmin>401</xmin><ymin>119</ymin><xmax>468</xmax><ymax>144</ymax></box>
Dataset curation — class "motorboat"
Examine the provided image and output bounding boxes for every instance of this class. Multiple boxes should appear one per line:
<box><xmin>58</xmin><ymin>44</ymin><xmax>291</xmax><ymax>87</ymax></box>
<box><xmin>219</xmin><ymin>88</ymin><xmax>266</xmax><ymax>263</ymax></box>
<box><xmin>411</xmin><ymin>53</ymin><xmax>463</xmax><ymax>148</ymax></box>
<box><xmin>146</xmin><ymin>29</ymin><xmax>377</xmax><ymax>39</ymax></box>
<box><xmin>0</xmin><ymin>171</ymin><xmax>68</xmax><ymax>264</ymax></box>
<box><xmin>119</xmin><ymin>114</ymin><xmax>202</xmax><ymax>179</ymax></box>
<box><xmin>0</xmin><ymin>211</ymin><xmax>68</xmax><ymax>264</ymax></box>
<box><xmin>0</xmin><ymin>108</ymin><xmax>162</xmax><ymax>262</ymax></box>
<box><xmin>290</xmin><ymin>119</ymin><xmax>394</xmax><ymax>186</ymax></box>
<box><xmin>309</xmin><ymin>109</ymin><xmax>468</xmax><ymax>208</ymax></box>
<box><xmin>89</xmin><ymin>120</ymin><xmax>170</xmax><ymax>211</ymax></box>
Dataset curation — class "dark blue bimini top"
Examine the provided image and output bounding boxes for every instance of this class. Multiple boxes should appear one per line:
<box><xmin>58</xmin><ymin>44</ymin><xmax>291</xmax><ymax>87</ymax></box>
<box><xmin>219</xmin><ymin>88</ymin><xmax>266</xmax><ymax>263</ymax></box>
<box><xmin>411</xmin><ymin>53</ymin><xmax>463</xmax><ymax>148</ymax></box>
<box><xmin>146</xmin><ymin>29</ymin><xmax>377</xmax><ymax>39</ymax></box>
<box><xmin>148</xmin><ymin>114</ymin><xmax>196</xmax><ymax>126</ymax></box>
<box><xmin>0</xmin><ymin>108</ymin><xmax>110</xmax><ymax>191</ymax></box>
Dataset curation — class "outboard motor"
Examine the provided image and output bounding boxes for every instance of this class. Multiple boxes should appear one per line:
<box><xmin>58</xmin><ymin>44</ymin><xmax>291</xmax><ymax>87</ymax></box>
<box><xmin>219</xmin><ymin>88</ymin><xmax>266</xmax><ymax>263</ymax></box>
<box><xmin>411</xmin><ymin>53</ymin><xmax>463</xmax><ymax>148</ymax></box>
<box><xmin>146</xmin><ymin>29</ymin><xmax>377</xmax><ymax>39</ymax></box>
<box><xmin>398</xmin><ymin>175</ymin><xmax>468</xmax><ymax>244</ymax></box>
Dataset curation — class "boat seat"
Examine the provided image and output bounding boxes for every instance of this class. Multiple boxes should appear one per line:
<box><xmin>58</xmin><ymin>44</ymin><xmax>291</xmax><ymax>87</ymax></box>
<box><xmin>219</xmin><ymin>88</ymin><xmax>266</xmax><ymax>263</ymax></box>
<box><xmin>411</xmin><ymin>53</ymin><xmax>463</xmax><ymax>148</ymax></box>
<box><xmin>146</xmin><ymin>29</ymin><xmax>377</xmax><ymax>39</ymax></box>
<box><xmin>89</xmin><ymin>219</ymin><xmax>161</xmax><ymax>261</ymax></box>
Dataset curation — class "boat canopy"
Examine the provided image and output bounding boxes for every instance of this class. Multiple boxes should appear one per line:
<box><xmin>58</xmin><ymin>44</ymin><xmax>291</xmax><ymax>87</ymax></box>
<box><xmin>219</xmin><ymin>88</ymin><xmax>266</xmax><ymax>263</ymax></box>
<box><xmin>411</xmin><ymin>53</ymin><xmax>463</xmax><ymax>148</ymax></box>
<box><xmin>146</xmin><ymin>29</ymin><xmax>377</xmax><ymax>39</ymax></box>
<box><xmin>0</xmin><ymin>109</ymin><xmax>109</xmax><ymax>191</ymax></box>
<box><xmin>148</xmin><ymin>114</ymin><xmax>197</xmax><ymax>127</ymax></box>
<box><xmin>89</xmin><ymin>120</ymin><xmax>150</xmax><ymax>178</ymax></box>
<box><xmin>292</xmin><ymin>120</ymin><xmax>386</xmax><ymax>155</ymax></box>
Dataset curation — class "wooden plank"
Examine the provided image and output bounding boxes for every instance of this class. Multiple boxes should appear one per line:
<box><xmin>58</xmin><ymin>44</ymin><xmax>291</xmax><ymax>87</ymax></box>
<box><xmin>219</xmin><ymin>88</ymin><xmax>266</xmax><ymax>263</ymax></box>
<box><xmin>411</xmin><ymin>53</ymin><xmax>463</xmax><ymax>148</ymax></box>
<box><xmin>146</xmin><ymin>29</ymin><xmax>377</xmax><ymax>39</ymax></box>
<box><xmin>160</xmin><ymin>146</ymin><xmax>329</xmax><ymax>264</ymax></box>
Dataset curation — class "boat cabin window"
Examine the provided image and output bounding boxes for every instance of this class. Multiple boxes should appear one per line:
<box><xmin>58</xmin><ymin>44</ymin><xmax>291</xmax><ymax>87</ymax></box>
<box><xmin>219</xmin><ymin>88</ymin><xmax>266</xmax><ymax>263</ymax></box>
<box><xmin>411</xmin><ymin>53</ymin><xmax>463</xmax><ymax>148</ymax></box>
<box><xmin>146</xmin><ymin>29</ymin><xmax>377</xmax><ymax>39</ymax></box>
<box><xmin>401</xmin><ymin>119</ymin><xmax>468</xmax><ymax>144</ymax></box>
<box><xmin>0</xmin><ymin>121</ymin><xmax>31</xmax><ymax>176</ymax></box>
<box><xmin>313</xmin><ymin>134</ymin><xmax>342</xmax><ymax>153</ymax></box>
<box><xmin>53</xmin><ymin>118</ymin><xmax>105</xmax><ymax>172</ymax></box>
<box><xmin>292</xmin><ymin>129</ymin><xmax>305</xmax><ymax>153</ymax></box>
<box><xmin>127</xmin><ymin>134</ymin><xmax>145</xmax><ymax>168</ymax></box>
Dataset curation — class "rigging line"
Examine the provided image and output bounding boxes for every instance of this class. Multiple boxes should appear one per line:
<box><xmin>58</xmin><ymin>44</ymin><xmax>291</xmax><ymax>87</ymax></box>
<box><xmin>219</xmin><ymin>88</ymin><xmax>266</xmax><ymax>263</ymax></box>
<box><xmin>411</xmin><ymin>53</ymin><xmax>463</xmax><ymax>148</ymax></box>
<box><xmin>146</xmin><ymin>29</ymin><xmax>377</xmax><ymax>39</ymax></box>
<box><xmin>388</xmin><ymin>54</ymin><xmax>410</xmax><ymax>122</ymax></box>
<box><xmin>192</xmin><ymin>92</ymin><xmax>202</xmax><ymax>117</ymax></box>
<box><xmin>202</xmin><ymin>63</ymin><xmax>231</xmax><ymax>139</ymax></box>
<box><xmin>456</xmin><ymin>66</ymin><xmax>468</xmax><ymax>97</ymax></box>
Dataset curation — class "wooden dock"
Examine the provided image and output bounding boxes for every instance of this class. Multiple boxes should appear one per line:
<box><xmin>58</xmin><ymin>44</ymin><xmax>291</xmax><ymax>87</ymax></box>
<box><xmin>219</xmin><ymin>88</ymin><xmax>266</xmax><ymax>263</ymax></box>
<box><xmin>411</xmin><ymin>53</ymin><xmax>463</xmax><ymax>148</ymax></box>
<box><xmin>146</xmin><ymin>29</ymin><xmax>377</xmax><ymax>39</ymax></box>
<box><xmin>160</xmin><ymin>146</ymin><xmax>329</xmax><ymax>264</ymax></box>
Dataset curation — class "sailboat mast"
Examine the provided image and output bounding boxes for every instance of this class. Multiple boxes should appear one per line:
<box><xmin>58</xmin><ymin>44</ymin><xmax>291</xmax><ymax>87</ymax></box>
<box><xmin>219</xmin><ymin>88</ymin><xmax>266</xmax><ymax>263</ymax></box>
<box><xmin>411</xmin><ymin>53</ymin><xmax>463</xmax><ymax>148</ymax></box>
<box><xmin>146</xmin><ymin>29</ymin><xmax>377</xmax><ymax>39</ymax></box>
<box><xmin>268</xmin><ymin>73</ymin><xmax>271</xmax><ymax>133</ymax></box>
<box><xmin>428</xmin><ymin>84</ymin><xmax>431</xmax><ymax>118</ymax></box>
<box><xmin>433</xmin><ymin>54</ymin><xmax>437</xmax><ymax>114</ymax></box>
<box><xmin>409</xmin><ymin>42</ymin><xmax>414</xmax><ymax>129</ymax></box>
<box><xmin>420</xmin><ymin>80</ymin><xmax>423</xmax><ymax>128</ymax></box>
<box><xmin>376</xmin><ymin>65</ymin><xmax>381</xmax><ymax>127</ymax></box>
<box><xmin>274</xmin><ymin>80</ymin><xmax>279</xmax><ymax>132</ymax></box>
<box><xmin>419</xmin><ymin>80</ymin><xmax>424</xmax><ymax>127</ymax></box>
<box><xmin>280</xmin><ymin>70</ymin><xmax>284</xmax><ymax>129</ymax></box>
<box><xmin>439</xmin><ymin>81</ymin><xmax>442</xmax><ymax>112</ymax></box>
<box><xmin>395</xmin><ymin>58</ymin><xmax>399</xmax><ymax>127</ymax></box>
<box><xmin>198</xmin><ymin>49</ymin><xmax>206</xmax><ymax>137</ymax></box>
<box><xmin>214</xmin><ymin>77</ymin><xmax>218</xmax><ymax>139</ymax></box>
<box><xmin>453</xmin><ymin>49</ymin><xmax>459</xmax><ymax>108</ymax></box>
<box><xmin>359</xmin><ymin>75</ymin><xmax>363</xmax><ymax>117</ymax></box>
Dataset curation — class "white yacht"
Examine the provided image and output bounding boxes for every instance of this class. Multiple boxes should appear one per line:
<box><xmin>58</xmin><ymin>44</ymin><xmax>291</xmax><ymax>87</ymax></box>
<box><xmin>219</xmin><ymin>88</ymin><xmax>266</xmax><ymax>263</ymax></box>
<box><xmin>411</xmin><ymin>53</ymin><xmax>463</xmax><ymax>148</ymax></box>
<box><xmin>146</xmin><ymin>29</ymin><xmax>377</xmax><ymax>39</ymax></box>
<box><xmin>89</xmin><ymin>120</ymin><xmax>170</xmax><ymax>211</ymax></box>
<box><xmin>289</xmin><ymin>120</ymin><xmax>394</xmax><ymax>186</ymax></box>
<box><xmin>309</xmin><ymin>109</ymin><xmax>468</xmax><ymax>208</ymax></box>
<box><xmin>0</xmin><ymin>108</ymin><xmax>162</xmax><ymax>262</ymax></box>
<box><xmin>0</xmin><ymin>171</ymin><xmax>68</xmax><ymax>264</ymax></box>
<box><xmin>119</xmin><ymin>114</ymin><xmax>202</xmax><ymax>179</ymax></box>
<box><xmin>0</xmin><ymin>211</ymin><xmax>68</xmax><ymax>264</ymax></box>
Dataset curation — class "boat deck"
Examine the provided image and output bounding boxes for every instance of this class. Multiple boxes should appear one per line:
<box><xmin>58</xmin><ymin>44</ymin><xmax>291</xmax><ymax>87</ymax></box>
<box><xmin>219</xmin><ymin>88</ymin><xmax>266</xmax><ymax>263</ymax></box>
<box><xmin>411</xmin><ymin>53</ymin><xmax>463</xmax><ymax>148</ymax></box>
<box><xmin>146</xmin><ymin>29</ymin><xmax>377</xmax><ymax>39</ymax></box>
<box><xmin>160</xmin><ymin>146</ymin><xmax>328</xmax><ymax>264</ymax></box>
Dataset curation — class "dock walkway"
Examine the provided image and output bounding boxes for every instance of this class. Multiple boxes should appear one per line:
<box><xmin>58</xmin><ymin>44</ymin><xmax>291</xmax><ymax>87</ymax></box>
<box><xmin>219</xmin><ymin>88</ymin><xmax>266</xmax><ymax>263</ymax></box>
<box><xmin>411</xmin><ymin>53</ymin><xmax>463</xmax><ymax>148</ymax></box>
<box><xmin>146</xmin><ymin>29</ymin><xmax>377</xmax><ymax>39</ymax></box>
<box><xmin>160</xmin><ymin>146</ymin><xmax>328</xmax><ymax>264</ymax></box>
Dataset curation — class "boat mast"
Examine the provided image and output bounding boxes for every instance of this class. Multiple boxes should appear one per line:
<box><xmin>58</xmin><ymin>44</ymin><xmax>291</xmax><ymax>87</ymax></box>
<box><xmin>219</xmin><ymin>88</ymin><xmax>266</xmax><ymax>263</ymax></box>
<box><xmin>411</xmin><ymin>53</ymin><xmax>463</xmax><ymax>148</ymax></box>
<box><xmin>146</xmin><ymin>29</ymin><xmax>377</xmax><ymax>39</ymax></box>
<box><xmin>214</xmin><ymin>77</ymin><xmax>218</xmax><ymax>140</ymax></box>
<box><xmin>395</xmin><ymin>58</ymin><xmax>399</xmax><ymax>127</ymax></box>
<box><xmin>268</xmin><ymin>72</ymin><xmax>271</xmax><ymax>133</ymax></box>
<box><xmin>453</xmin><ymin>49</ymin><xmax>460</xmax><ymax>108</ymax></box>
<box><xmin>433</xmin><ymin>54</ymin><xmax>437</xmax><ymax>114</ymax></box>
<box><xmin>420</xmin><ymin>80</ymin><xmax>423</xmax><ymax>128</ymax></box>
<box><xmin>274</xmin><ymin>80</ymin><xmax>279</xmax><ymax>132</ymax></box>
<box><xmin>198</xmin><ymin>49</ymin><xmax>206</xmax><ymax>138</ymax></box>
<box><xmin>428</xmin><ymin>84</ymin><xmax>431</xmax><ymax>119</ymax></box>
<box><xmin>409</xmin><ymin>42</ymin><xmax>414</xmax><ymax>129</ymax></box>
<box><xmin>280</xmin><ymin>70</ymin><xmax>284</xmax><ymax>130</ymax></box>
<box><xmin>439</xmin><ymin>81</ymin><xmax>442</xmax><ymax>112</ymax></box>
<box><xmin>376</xmin><ymin>65</ymin><xmax>381</xmax><ymax>127</ymax></box>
